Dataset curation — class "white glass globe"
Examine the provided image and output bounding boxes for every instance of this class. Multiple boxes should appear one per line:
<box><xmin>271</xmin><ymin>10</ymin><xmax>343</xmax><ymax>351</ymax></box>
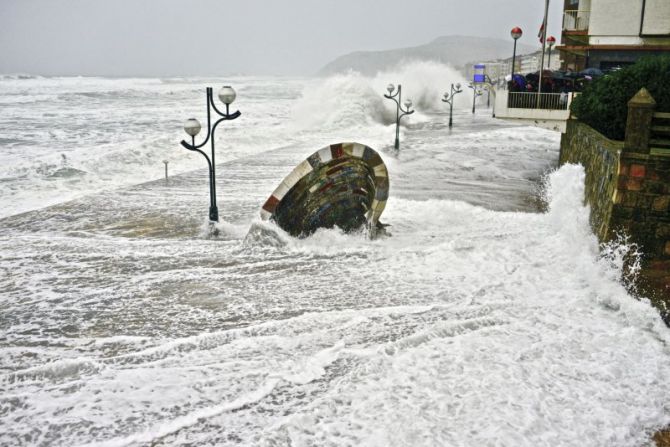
<box><xmin>183</xmin><ymin>118</ymin><xmax>201</xmax><ymax>137</ymax></box>
<box><xmin>387</xmin><ymin>83</ymin><xmax>395</xmax><ymax>93</ymax></box>
<box><xmin>218</xmin><ymin>86</ymin><xmax>236</xmax><ymax>105</ymax></box>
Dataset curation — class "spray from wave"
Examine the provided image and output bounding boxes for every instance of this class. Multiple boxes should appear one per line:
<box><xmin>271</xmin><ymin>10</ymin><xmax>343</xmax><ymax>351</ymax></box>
<box><xmin>542</xmin><ymin>164</ymin><xmax>643</xmax><ymax>288</ymax></box>
<box><xmin>541</xmin><ymin>164</ymin><xmax>668</xmax><ymax>328</ymax></box>
<box><xmin>291</xmin><ymin>73</ymin><xmax>393</xmax><ymax>129</ymax></box>
<box><xmin>291</xmin><ymin>61</ymin><xmax>467</xmax><ymax>131</ymax></box>
<box><xmin>371</xmin><ymin>60</ymin><xmax>470</xmax><ymax>111</ymax></box>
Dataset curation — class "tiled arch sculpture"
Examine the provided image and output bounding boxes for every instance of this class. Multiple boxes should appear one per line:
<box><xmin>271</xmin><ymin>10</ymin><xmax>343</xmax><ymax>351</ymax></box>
<box><xmin>260</xmin><ymin>142</ymin><xmax>389</xmax><ymax>237</ymax></box>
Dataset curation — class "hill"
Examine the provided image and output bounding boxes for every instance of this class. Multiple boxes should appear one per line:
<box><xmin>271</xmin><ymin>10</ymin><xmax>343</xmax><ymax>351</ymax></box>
<box><xmin>318</xmin><ymin>35</ymin><xmax>537</xmax><ymax>76</ymax></box>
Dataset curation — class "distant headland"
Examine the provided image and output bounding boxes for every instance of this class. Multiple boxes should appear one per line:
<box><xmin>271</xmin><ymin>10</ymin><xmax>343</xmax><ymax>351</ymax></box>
<box><xmin>317</xmin><ymin>35</ymin><xmax>537</xmax><ymax>76</ymax></box>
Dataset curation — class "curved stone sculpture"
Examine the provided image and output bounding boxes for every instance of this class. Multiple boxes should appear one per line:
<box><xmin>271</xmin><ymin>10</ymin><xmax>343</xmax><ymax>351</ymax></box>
<box><xmin>260</xmin><ymin>142</ymin><xmax>389</xmax><ymax>237</ymax></box>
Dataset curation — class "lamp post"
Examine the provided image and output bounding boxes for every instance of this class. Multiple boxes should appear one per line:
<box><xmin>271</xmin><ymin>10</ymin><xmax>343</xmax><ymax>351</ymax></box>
<box><xmin>384</xmin><ymin>84</ymin><xmax>414</xmax><ymax>150</ymax></box>
<box><xmin>483</xmin><ymin>75</ymin><xmax>497</xmax><ymax>117</ymax></box>
<box><xmin>537</xmin><ymin>0</ymin><xmax>550</xmax><ymax>108</ymax></box>
<box><xmin>441</xmin><ymin>83</ymin><xmax>462</xmax><ymax>127</ymax></box>
<box><xmin>546</xmin><ymin>36</ymin><xmax>556</xmax><ymax>69</ymax></box>
<box><xmin>510</xmin><ymin>26</ymin><xmax>523</xmax><ymax>78</ymax></box>
<box><xmin>180</xmin><ymin>86</ymin><xmax>241</xmax><ymax>223</ymax></box>
<box><xmin>467</xmin><ymin>83</ymin><xmax>483</xmax><ymax>114</ymax></box>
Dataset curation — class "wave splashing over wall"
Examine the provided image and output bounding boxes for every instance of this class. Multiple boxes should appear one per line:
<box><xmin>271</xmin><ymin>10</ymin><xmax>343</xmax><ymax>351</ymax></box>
<box><xmin>292</xmin><ymin>61</ymin><xmax>467</xmax><ymax>131</ymax></box>
<box><xmin>2</xmin><ymin>77</ymin><xmax>669</xmax><ymax>447</ymax></box>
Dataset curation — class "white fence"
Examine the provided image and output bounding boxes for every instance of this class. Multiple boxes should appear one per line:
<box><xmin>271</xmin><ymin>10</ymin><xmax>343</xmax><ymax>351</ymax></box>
<box><xmin>507</xmin><ymin>92</ymin><xmax>570</xmax><ymax>110</ymax></box>
<box><xmin>494</xmin><ymin>90</ymin><xmax>575</xmax><ymax>132</ymax></box>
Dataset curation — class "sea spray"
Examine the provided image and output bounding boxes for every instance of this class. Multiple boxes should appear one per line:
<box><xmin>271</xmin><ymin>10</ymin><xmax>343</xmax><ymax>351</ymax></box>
<box><xmin>200</xmin><ymin>217</ymin><xmax>249</xmax><ymax>240</ymax></box>
<box><xmin>3</xmin><ymin>77</ymin><xmax>670</xmax><ymax>447</ymax></box>
<box><xmin>543</xmin><ymin>164</ymin><xmax>644</xmax><ymax>290</ymax></box>
<box><xmin>290</xmin><ymin>72</ymin><xmax>395</xmax><ymax>129</ymax></box>
<box><xmin>291</xmin><ymin>61</ymin><xmax>469</xmax><ymax>132</ymax></box>
<box><xmin>599</xmin><ymin>233</ymin><xmax>643</xmax><ymax>295</ymax></box>
<box><xmin>370</xmin><ymin>60</ymin><xmax>469</xmax><ymax>111</ymax></box>
<box><xmin>541</xmin><ymin>164</ymin><xmax>668</xmax><ymax>331</ymax></box>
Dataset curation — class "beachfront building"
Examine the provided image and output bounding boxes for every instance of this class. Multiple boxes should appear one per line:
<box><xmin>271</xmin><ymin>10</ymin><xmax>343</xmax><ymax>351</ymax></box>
<box><xmin>464</xmin><ymin>50</ymin><xmax>560</xmax><ymax>89</ymax></box>
<box><xmin>491</xmin><ymin>47</ymin><xmax>576</xmax><ymax>132</ymax></box>
<box><xmin>516</xmin><ymin>51</ymin><xmax>560</xmax><ymax>74</ymax></box>
<box><xmin>559</xmin><ymin>0</ymin><xmax>670</xmax><ymax>71</ymax></box>
<box><xmin>493</xmin><ymin>0</ymin><xmax>669</xmax><ymax>132</ymax></box>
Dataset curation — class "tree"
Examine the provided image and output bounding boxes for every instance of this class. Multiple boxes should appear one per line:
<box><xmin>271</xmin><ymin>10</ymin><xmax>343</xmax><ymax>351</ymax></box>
<box><xmin>570</xmin><ymin>55</ymin><xmax>670</xmax><ymax>140</ymax></box>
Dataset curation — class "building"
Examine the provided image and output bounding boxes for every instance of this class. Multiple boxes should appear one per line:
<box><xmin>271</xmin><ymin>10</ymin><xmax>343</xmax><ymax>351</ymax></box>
<box><xmin>464</xmin><ymin>50</ymin><xmax>560</xmax><ymax>85</ymax></box>
<box><xmin>493</xmin><ymin>0</ymin><xmax>669</xmax><ymax>132</ymax></box>
<box><xmin>559</xmin><ymin>0</ymin><xmax>670</xmax><ymax>71</ymax></box>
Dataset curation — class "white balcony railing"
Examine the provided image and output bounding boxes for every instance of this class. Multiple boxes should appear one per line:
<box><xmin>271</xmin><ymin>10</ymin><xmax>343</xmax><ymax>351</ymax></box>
<box><xmin>507</xmin><ymin>92</ymin><xmax>570</xmax><ymax>110</ymax></box>
<box><xmin>563</xmin><ymin>10</ymin><xmax>590</xmax><ymax>31</ymax></box>
<box><xmin>494</xmin><ymin>90</ymin><xmax>576</xmax><ymax>132</ymax></box>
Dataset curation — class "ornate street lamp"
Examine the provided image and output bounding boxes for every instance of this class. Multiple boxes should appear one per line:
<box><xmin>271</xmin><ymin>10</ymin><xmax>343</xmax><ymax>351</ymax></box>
<box><xmin>441</xmin><ymin>83</ymin><xmax>462</xmax><ymax>127</ymax></box>
<box><xmin>180</xmin><ymin>86</ymin><xmax>241</xmax><ymax>223</ymax></box>
<box><xmin>467</xmin><ymin>83</ymin><xmax>484</xmax><ymax>114</ymax></box>
<box><xmin>510</xmin><ymin>26</ymin><xmax>523</xmax><ymax>78</ymax></box>
<box><xmin>546</xmin><ymin>36</ymin><xmax>556</xmax><ymax>69</ymax></box>
<box><xmin>384</xmin><ymin>84</ymin><xmax>414</xmax><ymax>150</ymax></box>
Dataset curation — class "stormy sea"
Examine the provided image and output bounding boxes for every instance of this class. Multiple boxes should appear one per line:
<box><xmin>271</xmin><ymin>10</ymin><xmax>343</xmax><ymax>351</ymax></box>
<box><xmin>1</xmin><ymin>62</ymin><xmax>669</xmax><ymax>446</ymax></box>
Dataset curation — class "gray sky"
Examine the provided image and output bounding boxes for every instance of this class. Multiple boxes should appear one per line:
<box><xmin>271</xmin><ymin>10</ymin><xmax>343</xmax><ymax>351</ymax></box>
<box><xmin>0</xmin><ymin>0</ymin><xmax>563</xmax><ymax>76</ymax></box>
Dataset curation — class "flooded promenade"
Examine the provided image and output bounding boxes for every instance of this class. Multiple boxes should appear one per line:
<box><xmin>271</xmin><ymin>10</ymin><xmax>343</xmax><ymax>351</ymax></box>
<box><xmin>1</xmin><ymin>74</ymin><xmax>669</xmax><ymax>446</ymax></box>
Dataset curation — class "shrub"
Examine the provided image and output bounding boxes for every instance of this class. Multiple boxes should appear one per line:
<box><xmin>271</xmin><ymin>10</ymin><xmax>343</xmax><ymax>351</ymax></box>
<box><xmin>570</xmin><ymin>55</ymin><xmax>670</xmax><ymax>140</ymax></box>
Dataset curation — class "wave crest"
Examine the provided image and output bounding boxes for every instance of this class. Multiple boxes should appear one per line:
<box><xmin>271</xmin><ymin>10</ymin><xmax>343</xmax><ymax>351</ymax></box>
<box><xmin>291</xmin><ymin>61</ymin><xmax>467</xmax><ymax>131</ymax></box>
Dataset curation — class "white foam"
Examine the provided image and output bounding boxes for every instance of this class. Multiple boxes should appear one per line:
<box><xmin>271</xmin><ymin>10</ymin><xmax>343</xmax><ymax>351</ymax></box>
<box><xmin>2</xmin><ymin>76</ymin><xmax>669</xmax><ymax>447</ymax></box>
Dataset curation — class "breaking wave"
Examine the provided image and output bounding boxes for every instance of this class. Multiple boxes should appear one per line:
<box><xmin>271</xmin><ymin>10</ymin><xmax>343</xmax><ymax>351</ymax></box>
<box><xmin>291</xmin><ymin>61</ymin><xmax>468</xmax><ymax>131</ymax></box>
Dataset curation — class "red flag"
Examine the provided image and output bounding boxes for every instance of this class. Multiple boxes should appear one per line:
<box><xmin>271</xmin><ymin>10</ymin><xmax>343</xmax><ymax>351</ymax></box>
<box><xmin>538</xmin><ymin>0</ymin><xmax>549</xmax><ymax>43</ymax></box>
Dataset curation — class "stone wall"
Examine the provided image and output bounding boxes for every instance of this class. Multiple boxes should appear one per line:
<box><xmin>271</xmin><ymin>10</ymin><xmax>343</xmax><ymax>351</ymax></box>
<box><xmin>559</xmin><ymin>120</ymin><xmax>623</xmax><ymax>241</ymax></box>
<box><xmin>559</xmin><ymin>89</ymin><xmax>670</xmax><ymax>318</ymax></box>
<box><xmin>617</xmin><ymin>151</ymin><xmax>670</xmax><ymax>300</ymax></box>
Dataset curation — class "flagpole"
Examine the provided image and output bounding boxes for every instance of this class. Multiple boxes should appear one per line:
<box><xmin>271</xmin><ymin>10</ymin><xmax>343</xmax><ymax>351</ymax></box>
<box><xmin>536</xmin><ymin>0</ymin><xmax>550</xmax><ymax>108</ymax></box>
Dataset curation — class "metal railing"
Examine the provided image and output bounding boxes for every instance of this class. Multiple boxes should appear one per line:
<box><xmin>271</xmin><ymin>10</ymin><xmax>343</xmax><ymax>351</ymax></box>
<box><xmin>563</xmin><ymin>10</ymin><xmax>590</xmax><ymax>31</ymax></box>
<box><xmin>507</xmin><ymin>92</ymin><xmax>570</xmax><ymax>110</ymax></box>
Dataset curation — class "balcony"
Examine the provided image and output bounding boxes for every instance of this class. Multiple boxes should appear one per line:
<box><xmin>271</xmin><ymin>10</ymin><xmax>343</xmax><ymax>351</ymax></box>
<box><xmin>507</xmin><ymin>92</ymin><xmax>570</xmax><ymax>110</ymax></box>
<box><xmin>494</xmin><ymin>90</ymin><xmax>576</xmax><ymax>132</ymax></box>
<box><xmin>563</xmin><ymin>10</ymin><xmax>590</xmax><ymax>32</ymax></box>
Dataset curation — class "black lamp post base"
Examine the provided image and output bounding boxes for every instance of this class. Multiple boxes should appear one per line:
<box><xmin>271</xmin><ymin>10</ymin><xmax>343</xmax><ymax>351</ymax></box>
<box><xmin>209</xmin><ymin>206</ymin><xmax>219</xmax><ymax>222</ymax></box>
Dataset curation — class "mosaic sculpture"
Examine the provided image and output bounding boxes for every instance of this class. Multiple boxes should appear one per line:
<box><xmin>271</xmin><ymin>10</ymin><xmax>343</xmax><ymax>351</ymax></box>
<box><xmin>261</xmin><ymin>142</ymin><xmax>389</xmax><ymax>238</ymax></box>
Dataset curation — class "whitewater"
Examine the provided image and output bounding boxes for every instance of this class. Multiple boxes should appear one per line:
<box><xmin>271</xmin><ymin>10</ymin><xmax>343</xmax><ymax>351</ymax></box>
<box><xmin>1</xmin><ymin>62</ymin><xmax>669</xmax><ymax>446</ymax></box>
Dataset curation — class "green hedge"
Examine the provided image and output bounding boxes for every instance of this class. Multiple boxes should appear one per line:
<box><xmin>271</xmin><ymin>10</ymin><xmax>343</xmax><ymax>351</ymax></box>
<box><xmin>570</xmin><ymin>55</ymin><xmax>670</xmax><ymax>140</ymax></box>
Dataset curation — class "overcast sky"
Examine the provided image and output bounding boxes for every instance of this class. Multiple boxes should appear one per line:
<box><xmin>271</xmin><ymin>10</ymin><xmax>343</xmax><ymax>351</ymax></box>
<box><xmin>0</xmin><ymin>0</ymin><xmax>563</xmax><ymax>77</ymax></box>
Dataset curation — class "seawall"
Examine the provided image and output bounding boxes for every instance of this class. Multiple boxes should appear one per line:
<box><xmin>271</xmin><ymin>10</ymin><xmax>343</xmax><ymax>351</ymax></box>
<box><xmin>560</xmin><ymin>117</ymin><xmax>670</xmax><ymax>318</ymax></box>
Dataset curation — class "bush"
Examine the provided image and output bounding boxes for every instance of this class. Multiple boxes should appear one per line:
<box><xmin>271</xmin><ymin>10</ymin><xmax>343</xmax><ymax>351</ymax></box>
<box><xmin>570</xmin><ymin>55</ymin><xmax>670</xmax><ymax>140</ymax></box>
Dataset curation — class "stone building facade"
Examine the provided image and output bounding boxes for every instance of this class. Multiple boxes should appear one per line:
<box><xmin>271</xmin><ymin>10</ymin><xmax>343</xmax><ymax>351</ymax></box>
<box><xmin>559</xmin><ymin>0</ymin><xmax>670</xmax><ymax>71</ymax></box>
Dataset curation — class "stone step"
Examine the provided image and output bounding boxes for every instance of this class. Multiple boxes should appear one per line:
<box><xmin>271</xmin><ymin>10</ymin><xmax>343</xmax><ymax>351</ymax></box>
<box><xmin>653</xmin><ymin>112</ymin><xmax>670</xmax><ymax>119</ymax></box>
<box><xmin>650</xmin><ymin>139</ymin><xmax>670</xmax><ymax>148</ymax></box>
<box><xmin>650</xmin><ymin>147</ymin><xmax>670</xmax><ymax>157</ymax></box>
<box><xmin>652</xmin><ymin>125</ymin><xmax>670</xmax><ymax>134</ymax></box>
